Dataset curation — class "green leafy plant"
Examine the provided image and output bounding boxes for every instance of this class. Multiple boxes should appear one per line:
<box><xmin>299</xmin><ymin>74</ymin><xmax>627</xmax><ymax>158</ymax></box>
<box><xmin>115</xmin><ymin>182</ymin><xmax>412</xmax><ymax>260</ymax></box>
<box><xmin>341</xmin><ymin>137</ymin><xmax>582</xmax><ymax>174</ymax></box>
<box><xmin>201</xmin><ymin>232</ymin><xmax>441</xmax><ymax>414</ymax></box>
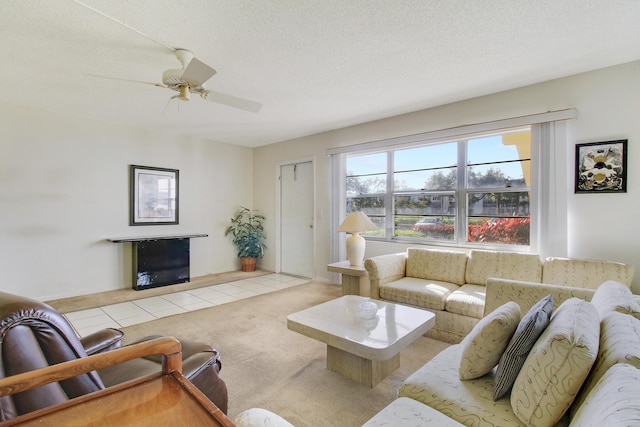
<box><xmin>225</xmin><ymin>207</ymin><xmax>267</xmax><ymax>258</ymax></box>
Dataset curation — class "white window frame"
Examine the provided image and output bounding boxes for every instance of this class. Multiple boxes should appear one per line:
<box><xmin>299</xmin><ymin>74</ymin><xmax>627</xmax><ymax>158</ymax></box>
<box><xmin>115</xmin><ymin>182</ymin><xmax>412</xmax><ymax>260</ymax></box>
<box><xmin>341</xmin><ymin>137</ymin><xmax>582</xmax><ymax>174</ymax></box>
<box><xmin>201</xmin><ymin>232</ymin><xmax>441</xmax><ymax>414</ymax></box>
<box><xmin>329</xmin><ymin>109</ymin><xmax>576</xmax><ymax>260</ymax></box>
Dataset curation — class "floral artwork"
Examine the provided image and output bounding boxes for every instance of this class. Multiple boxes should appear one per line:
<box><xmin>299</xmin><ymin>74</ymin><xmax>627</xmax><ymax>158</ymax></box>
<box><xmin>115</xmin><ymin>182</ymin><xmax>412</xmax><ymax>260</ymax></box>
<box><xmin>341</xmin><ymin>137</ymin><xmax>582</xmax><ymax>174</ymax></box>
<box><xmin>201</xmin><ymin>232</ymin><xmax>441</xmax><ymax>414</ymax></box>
<box><xmin>575</xmin><ymin>140</ymin><xmax>627</xmax><ymax>193</ymax></box>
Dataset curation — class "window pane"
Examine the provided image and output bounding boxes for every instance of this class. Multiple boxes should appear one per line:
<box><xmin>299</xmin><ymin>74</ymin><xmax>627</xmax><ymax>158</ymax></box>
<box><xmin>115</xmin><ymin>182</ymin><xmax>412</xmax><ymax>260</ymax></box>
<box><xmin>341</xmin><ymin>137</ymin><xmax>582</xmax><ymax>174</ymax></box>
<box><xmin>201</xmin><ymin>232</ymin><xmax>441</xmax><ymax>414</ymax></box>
<box><xmin>395</xmin><ymin>143</ymin><xmax>457</xmax><ymax>170</ymax></box>
<box><xmin>346</xmin><ymin>196</ymin><xmax>385</xmax><ymax>212</ymax></box>
<box><xmin>467</xmin><ymin>131</ymin><xmax>531</xmax><ymax>189</ymax></box>
<box><xmin>467</xmin><ymin>216</ymin><xmax>530</xmax><ymax>245</ymax></box>
<box><xmin>345</xmin><ymin>198</ymin><xmax>385</xmax><ymax>238</ymax></box>
<box><xmin>467</xmin><ymin>191</ymin><xmax>530</xmax><ymax>245</ymax></box>
<box><xmin>468</xmin><ymin>161</ymin><xmax>530</xmax><ymax>189</ymax></box>
<box><xmin>395</xmin><ymin>143</ymin><xmax>457</xmax><ymax>191</ymax></box>
<box><xmin>468</xmin><ymin>192</ymin><xmax>530</xmax><ymax>217</ymax></box>
<box><xmin>395</xmin><ymin>167</ymin><xmax>456</xmax><ymax>191</ymax></box>
<box><xmin>467</xmin><ymin>132</ymin><xmax>530</xmax><ymax>164</ymax></box>
<box><xmin>347</xmin><ymin>152</ymin><xmax>386</xmax><ymax>175</ymax></box>
<box><xmin>344</xmin><ymin>199</ymin><xmax>385</xmax><ymax>238</ymax></box>
<box><xmin>395</xmin><ymin>194</ymin><xmax>456</xmax><ymax>215</ymax></box>
<box><xmin>347</xmin><ymin>174</ymin><xmax>386</xmax><ymax>196</ymax></box>
<box><xmin>394</xmin><ymin>194</ymin><xmax>455</xmax><ymax>241</ymax></box>
<box><xmin>409</xmin><ymin>216</ymin><xmax>455</xmax><ymax>240</ymax></box>
<box><xmin>363</xmin><ymin>215</ymin><xmax>385</xmax><ymax>238</ymax></box>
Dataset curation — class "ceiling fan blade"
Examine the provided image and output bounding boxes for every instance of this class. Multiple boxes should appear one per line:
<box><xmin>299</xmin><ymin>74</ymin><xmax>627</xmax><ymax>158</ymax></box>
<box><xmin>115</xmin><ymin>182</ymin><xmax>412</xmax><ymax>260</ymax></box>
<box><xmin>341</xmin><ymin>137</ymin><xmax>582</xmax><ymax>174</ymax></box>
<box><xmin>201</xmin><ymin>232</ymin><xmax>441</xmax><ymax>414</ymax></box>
<box><xmin>199</xmin><ymin>90</ymin><xmax>262</xmax><ymax>113</ymax></box>
<box><xmin>84</xmin><ymin>73</ymin><xmax>166</xmax><ymax>88</ymax></box>
<box><xmin>181</xmin><ymin>58</ymin><xmax>217</xmax><ymax>86</ymax></box>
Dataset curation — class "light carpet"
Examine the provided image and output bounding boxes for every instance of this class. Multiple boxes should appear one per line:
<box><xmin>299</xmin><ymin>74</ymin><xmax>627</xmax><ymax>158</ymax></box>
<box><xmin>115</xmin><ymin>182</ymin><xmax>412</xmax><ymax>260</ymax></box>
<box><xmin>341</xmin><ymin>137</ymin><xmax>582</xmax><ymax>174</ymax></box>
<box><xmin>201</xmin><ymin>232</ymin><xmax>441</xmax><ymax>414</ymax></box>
<box><xmin>62</xmin><ymin>281</ymin><xmax>451</xmax><ymax>426</ymax></box>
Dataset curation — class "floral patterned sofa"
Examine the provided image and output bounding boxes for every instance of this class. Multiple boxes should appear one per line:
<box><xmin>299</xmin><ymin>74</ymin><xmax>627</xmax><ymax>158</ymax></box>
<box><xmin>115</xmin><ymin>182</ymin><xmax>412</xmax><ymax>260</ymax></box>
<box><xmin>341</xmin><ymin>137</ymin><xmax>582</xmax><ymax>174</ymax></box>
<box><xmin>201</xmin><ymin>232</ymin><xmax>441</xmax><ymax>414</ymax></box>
<box><xmin>364</xmin><ymin>248</ymin><xmax>634</xmax><ymax>343</ymax></box>
<box><xmin>362</xmin><ymin>280</ymin><xmax>640</xmax><ymax>426</ymax></box>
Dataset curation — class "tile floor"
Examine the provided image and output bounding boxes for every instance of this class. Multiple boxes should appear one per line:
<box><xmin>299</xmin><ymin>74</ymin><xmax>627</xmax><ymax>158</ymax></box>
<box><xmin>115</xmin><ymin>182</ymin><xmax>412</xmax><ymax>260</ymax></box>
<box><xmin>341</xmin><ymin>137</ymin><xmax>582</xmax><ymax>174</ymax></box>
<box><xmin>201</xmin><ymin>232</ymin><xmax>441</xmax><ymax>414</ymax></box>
<box><xmin>64</xmin><ymin>274</ymin><xmax>309</xmax><ymax>337</ymax></box>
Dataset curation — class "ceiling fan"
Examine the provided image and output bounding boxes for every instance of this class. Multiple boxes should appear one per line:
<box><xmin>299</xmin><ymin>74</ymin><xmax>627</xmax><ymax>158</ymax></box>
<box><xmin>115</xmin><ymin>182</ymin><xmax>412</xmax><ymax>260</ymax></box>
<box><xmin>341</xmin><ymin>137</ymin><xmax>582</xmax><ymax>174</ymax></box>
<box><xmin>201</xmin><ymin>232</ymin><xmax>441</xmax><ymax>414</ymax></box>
<box><xmin>74</xmin><ymin>0</ymin><xmax>262</xmax><ymax>113</ymax></box>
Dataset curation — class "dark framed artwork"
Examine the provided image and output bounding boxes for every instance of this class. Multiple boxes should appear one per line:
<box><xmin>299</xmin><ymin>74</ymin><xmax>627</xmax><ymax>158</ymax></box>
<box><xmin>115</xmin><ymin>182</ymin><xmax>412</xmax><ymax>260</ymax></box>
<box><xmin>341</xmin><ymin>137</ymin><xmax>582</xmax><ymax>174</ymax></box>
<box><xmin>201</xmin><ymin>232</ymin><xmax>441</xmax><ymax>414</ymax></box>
<box><xmin>130</xmin><ymin>165</ymin><xmax>179</xmax><ymax>225</ymax></box>
<box><xmin>575</xmin><ymin>140</ymin><xmax>627</xmax><ymax>193</ymax></box>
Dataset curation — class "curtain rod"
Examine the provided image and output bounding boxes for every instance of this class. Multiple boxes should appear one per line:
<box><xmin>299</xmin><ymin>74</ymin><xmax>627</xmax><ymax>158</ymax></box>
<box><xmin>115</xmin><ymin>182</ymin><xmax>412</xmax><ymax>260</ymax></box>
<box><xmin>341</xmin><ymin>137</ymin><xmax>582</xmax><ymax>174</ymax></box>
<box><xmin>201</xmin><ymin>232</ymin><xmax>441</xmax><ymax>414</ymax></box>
<box><xmin>327</xmin><ymin>108</ymin><xmax>578</xmax><ymax>155</ymax></box>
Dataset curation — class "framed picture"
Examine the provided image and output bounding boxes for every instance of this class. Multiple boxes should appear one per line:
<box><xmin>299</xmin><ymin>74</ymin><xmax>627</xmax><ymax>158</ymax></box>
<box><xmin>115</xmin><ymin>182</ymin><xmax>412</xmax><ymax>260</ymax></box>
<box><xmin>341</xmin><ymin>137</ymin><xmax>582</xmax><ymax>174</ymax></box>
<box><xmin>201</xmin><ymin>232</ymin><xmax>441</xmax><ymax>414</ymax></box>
<box><xmin>575</xmin><ymin>140</ymin><xmax>627</xmax><ymax>193</ymax></box>
<box><xmin>130</xmin><ymin>165</ymin><xmax>179</xmax><ymax>225</ymax></box>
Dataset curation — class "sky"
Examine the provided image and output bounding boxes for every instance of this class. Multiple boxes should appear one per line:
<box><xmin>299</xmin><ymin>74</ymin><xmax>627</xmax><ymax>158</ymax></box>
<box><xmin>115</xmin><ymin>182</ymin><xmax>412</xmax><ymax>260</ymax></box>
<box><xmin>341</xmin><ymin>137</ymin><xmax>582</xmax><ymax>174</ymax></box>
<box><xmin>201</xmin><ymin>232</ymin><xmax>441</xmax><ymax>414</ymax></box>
<box><xmin>347</xmin><ymin>133</ymin><xmax>528</xmax><ymax>189</ymax></box>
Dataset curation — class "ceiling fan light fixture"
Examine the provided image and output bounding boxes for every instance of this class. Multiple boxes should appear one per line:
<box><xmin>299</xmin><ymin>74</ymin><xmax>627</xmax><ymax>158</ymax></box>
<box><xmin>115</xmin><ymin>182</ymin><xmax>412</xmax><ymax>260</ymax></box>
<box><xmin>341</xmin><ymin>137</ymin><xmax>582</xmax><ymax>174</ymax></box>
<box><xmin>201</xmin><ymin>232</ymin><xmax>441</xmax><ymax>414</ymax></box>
<box><xmin>178</xmin><ymin>85</ymin><xmax>190</xmax><ymax>101</ymax></box>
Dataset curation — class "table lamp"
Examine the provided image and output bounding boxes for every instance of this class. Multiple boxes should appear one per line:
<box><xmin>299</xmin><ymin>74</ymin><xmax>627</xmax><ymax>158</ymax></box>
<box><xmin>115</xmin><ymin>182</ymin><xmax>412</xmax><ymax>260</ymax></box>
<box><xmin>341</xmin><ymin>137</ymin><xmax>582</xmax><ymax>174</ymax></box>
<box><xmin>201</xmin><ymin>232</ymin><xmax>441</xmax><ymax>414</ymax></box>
<box><xmin>337</xmin><ymin>211</ymin><xmax>377</xmax><ymax>266</ymax></box>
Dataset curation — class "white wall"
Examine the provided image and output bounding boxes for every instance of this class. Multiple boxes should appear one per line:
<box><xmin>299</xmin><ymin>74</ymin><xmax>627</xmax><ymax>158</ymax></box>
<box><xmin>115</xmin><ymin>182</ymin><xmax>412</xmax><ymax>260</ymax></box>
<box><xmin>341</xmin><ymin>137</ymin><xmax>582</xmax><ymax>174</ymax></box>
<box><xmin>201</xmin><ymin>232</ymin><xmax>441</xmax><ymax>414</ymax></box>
<box><xmin>254</xmin><ymin>61</ymin><xmax>640</xmax><ymax>293</ymax></box>
<box><xmin>0</xmin><ymin>103</ymin><xmax>253</xmax><ymax>300</ymax></box>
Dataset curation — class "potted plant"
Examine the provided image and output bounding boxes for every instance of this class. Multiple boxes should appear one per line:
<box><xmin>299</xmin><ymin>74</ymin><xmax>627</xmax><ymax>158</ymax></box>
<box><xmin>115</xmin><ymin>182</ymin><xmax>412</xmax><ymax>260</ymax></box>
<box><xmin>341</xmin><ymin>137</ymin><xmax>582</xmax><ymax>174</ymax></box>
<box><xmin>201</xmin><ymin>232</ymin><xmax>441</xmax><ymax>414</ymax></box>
<box><xmin>225</xmin><ymin>206</ymin><xmax>267</xmax><ymax>272</ymax></box>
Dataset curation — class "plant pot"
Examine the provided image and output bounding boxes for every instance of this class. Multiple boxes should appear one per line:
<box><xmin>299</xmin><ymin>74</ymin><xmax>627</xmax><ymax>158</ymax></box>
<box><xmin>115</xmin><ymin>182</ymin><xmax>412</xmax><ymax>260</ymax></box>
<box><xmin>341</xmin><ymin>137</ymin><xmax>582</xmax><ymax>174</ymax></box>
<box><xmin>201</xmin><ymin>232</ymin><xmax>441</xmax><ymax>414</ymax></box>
<box><xmin>240</xmin><ymin>257</ymin><xmax>257</xmax><ymax>272</ymax></box>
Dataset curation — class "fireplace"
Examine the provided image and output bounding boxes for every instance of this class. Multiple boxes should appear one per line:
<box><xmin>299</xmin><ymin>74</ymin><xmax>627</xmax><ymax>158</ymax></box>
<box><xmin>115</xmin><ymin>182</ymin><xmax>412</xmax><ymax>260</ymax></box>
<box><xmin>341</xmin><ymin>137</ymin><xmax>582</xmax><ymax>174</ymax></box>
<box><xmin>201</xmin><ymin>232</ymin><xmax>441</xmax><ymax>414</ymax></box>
<box><xmin>108</xmin><ymin>234</ymin><xmax>207</xmax><ymax>290</ymax></box>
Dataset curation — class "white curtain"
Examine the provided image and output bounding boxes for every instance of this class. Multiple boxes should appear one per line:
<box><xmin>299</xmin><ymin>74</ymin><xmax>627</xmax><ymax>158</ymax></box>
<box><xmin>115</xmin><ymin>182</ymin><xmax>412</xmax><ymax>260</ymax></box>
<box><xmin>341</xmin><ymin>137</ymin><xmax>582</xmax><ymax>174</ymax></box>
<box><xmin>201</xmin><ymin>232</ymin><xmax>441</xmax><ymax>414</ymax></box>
<box><xmin>533</xmin><ymin>121</ymin><xmax>569</xmax><ymax>258</ymax></box>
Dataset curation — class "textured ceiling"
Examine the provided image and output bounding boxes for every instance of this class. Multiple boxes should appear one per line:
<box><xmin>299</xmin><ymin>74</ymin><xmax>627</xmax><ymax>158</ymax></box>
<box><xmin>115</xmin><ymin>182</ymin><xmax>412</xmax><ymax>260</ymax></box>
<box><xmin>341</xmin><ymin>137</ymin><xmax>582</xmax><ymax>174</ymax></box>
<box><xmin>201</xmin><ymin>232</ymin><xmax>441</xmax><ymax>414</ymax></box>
<box><xmin>2</xmin><ymin>1</ymin><xmax>640</xmax><ymax>147</ymax></box>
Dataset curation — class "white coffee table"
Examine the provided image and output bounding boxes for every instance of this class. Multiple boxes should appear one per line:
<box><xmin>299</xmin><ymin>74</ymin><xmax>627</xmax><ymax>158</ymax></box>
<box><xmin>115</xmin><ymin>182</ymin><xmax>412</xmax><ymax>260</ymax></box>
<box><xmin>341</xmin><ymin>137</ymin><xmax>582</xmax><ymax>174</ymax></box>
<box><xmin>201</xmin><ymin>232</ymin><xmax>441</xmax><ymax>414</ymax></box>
<box><xmin>287</xmin><ymin>295</ymin><xmax>435</xmax><ymax>387</ymax></box>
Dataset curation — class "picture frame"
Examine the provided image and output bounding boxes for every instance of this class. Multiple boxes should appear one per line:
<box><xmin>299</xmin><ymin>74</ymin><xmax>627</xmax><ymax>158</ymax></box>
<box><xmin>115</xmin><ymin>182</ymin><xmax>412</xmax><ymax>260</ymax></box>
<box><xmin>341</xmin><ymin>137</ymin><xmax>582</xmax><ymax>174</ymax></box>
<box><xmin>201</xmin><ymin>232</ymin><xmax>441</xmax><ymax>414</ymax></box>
<box><xmin>130</xmin><ymin>165</ymin><xmax>179</xmax><ymax>225</ymax></box>
<box><xmin>575</xmin><ymin>139</ymin><xmax>627</xmax><ymax>193</ymax></box>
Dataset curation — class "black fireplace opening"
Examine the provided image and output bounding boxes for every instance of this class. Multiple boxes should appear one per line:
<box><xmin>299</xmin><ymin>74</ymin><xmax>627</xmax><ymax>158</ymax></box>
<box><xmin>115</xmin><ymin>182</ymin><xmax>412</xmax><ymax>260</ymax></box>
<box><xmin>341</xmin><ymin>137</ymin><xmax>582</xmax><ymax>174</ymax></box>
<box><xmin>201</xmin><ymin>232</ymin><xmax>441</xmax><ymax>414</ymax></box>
<box><xmin>133</xmin><ymin>238</ymin><xmax>190</xmax><ymax>290</ymax></box>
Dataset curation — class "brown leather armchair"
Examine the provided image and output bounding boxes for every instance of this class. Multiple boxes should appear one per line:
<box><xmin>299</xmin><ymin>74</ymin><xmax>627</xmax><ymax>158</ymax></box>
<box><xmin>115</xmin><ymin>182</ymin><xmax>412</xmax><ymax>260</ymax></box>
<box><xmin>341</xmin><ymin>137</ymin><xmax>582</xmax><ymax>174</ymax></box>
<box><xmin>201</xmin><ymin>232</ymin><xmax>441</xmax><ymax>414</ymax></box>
<box><xmin>0</xmin><ymin>291</ymin><xmax>228</xmax><ymax>421</ymax></box>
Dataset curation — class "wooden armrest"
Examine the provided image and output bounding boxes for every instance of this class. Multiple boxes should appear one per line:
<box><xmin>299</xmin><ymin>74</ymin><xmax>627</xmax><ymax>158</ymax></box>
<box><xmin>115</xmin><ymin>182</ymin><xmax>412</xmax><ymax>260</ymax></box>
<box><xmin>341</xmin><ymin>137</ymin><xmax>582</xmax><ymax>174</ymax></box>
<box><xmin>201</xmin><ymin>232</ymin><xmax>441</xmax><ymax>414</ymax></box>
<box><xmin>0</xmin><ymin>336</ymin><xmax>182</xmax><ymax>398</ymax></box>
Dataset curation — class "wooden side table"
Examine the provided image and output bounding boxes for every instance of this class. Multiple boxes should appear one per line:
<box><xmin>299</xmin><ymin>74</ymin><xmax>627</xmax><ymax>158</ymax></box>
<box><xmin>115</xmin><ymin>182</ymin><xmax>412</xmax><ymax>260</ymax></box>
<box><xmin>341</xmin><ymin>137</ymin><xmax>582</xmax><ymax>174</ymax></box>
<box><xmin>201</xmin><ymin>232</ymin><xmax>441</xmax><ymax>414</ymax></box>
<box><xmin>327</xmin><ymin>261</ymin><xmax>369</xmax><ymax>296</ymax></box>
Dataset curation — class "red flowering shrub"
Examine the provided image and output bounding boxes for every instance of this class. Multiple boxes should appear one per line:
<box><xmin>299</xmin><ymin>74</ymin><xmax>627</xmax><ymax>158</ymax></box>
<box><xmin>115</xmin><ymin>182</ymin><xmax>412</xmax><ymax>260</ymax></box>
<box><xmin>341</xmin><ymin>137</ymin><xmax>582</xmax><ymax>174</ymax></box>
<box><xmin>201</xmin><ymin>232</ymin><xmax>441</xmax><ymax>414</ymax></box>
<box><xmin>468</xmin><ymin>217</ymin><xmax>530</xmax><ymax>245</ymax></box>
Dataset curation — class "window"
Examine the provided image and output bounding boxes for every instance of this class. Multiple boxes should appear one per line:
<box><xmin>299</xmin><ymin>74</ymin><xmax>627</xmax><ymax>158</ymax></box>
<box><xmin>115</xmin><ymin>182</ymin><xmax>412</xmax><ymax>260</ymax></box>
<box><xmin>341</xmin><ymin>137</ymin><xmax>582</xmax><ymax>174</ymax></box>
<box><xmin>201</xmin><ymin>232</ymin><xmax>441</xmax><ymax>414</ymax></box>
<box><xmin>345</xmin><ymin>128</ymin><xmax>532</xmax><ymax>247</ymax></box>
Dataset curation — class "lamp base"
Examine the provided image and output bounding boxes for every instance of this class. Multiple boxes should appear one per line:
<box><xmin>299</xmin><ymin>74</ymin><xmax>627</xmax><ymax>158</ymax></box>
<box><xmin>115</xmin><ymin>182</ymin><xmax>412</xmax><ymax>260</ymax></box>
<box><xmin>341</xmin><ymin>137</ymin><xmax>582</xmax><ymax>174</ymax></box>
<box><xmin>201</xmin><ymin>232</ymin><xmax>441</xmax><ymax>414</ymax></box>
<box><xmin>346</xmin><ymin>232</ymin><xmax>365</xmax><ymax>266</ymax></box>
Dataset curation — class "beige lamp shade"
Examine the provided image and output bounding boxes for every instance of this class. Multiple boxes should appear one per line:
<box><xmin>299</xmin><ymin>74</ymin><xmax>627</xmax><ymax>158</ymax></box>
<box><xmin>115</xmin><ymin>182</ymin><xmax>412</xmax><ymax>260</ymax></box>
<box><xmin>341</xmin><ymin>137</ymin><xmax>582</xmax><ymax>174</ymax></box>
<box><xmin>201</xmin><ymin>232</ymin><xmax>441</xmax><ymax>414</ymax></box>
<box><xmin>337</xmin><ymin>211</ymin><xmax>377</xmax><ymax>266</ymax></box>
<box><xmin>337</xmin><ymin>211</ymin><xmax>377</xmax><ymax>233</ymax></box>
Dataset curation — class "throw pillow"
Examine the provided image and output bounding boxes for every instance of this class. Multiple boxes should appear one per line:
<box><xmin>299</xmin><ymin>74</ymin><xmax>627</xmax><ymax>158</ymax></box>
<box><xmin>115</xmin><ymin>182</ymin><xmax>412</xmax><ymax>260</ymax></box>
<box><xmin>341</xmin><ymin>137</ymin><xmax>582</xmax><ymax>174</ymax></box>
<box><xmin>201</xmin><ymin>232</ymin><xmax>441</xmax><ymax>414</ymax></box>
<box><xmin>569</xmin><ymin>363</ymin><xmax>640</xmax><ymax>427</ymax></box>
<box><xmin>590</xmin><ymin>280</ymin><xmax>640</xmax><ymax>320</ymax></box>
<box><xmin>492</xmin><ymin>294</ymin><xmax>553</xmax><ymax>400</ymax></box>
<box><xmin>459</xmin><ymin>301</ymin><xmax>521</xmax><ymax>380</ymax></box>
<box><xmin>571</xmin><ymin>310</ymin><xmax>640</xmax><ymax>417</ymax></box>
<box><xmin>511</xmin><ymin>298</ymin><xmax>600</xmax><ymax>426</ymax></box>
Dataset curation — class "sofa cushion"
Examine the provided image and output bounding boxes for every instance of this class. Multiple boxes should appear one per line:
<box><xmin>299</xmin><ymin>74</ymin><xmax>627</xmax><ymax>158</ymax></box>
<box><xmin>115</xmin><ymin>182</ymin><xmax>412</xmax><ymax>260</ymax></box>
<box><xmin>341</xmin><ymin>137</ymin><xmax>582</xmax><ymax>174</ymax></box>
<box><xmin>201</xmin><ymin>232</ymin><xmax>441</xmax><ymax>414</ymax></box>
<box><xmin>379</xmin><ymin>277</ymin><xmax>459</xmax><ymax>311</ymax></box>
<box><xmin>542</xmin><ymin>257</ymin><xmax>634</xmax><ymax>288</ymax></box>
<box><xmin>362</xmin><ymin>397</ymin><xmax>466</xmax><ymax>427</ymax></box>
<box><xmin>459</xmin><ymin>301</ymin><xmax>520</xmax><ymax>380</ymax></box>
<box><xmin>465</xmin><ymin>250</ymin><xmax>542</xmax><ymax>286</ymax></box>
<box><xmin>569</xmin><ymin>363</ymin><xmax>640</xmax><ymax>427</ymax></box>
<box><xmin>406</xmin><ymin>248</ymin><xmax>468</xmax><ymax>285</ymax></box>
<box><xmin>399</xmin><ymin>345</ymin><xmax>523</xmax><ymax>426</ymax></box>
<box><xmin>493</xmin><ymin>294</ymin><xmax>553</xmax><ymax>400</ymax></box>
<box><xmin>426</xmin><ymin>310</ymin><xmax>481</xmax><ymax>345</ymax></box>
<box><xmin>590</xmin><ymin>280</ymin><xmax>640</xmax><ymax>319</ymax></box>
<box><xmin>511</xmin><ymin>298</ymin><xmax>599</xmax><ymax>427</ymax></box>
<box><xmin>571</xmin><ymin>310</ymin><xmax>640</xmax><ymax>417</ymax></box>
<box><xmin>445</xmin><ymin>284</ymin><xmax>486</xmax><ymax>318</ymax></box>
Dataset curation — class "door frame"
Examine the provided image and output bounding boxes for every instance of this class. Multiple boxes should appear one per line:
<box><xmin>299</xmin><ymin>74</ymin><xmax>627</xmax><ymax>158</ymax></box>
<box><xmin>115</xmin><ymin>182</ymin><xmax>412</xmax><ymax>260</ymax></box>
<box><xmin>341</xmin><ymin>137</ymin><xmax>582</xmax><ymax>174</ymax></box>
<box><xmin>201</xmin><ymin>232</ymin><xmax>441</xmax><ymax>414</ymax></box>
<box><xmin>275</xmin><ymin>157</ymin><xmax>316</xmax><ymax>277</ymax></box>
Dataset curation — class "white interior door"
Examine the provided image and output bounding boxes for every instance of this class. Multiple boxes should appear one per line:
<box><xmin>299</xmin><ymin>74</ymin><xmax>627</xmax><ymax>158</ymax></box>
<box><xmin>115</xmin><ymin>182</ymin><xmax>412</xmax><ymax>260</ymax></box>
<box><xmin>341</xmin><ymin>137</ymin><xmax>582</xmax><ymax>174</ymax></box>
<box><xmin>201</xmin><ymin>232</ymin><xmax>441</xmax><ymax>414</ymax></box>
<box><xmin>280</xmin><ymin>161</ymin><xmax>314</xmax><ymax>278</ymax></box>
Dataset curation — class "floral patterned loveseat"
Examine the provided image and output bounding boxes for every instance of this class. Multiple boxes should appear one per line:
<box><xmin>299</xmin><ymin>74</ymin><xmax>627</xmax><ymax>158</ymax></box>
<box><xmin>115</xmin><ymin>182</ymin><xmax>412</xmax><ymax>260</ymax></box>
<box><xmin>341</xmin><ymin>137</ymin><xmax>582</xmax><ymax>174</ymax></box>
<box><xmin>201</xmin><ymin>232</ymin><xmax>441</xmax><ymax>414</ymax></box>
<box><xmin>364</xmin><ymin>248</ymin><xmax>633</xmax><ymax>344</ymax></box>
